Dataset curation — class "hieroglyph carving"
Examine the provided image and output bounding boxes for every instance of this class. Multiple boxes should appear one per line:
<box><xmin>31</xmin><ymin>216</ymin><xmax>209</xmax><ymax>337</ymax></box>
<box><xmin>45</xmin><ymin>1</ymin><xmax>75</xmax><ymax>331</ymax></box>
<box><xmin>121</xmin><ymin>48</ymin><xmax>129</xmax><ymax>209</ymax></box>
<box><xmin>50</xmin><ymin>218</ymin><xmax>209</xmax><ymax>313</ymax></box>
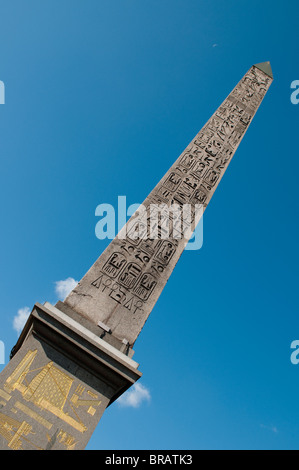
<box><xmin>64</xmin><ymin>66</ymin><xmax>272</xmax><ymax>345</ymax></box>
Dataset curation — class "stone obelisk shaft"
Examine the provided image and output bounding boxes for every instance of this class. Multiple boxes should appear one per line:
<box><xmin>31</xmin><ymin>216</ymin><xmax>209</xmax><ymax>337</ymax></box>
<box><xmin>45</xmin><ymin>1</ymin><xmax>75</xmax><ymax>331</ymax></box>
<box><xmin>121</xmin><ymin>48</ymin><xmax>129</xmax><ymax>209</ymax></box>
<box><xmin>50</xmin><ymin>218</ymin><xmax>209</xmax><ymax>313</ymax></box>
<box><xmin>64</xmin><ymin>63</ymin><xmax>273</xmax><ymax>346</ymax></box>
<box><xmin>0</xmin><ymin>63</ymin><xmax>273</xmax><ymax>450</ymax></box>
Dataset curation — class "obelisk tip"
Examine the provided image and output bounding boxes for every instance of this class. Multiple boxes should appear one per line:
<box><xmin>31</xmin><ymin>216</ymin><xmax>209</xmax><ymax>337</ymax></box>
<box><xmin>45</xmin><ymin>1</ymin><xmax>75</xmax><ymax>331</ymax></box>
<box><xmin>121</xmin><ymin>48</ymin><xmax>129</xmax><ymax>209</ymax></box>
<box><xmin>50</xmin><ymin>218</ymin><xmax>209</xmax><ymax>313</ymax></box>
<box><xmin>254</xmin><ymin>61</ymin><xmax>273</xmax><ymax>79</ymax></box>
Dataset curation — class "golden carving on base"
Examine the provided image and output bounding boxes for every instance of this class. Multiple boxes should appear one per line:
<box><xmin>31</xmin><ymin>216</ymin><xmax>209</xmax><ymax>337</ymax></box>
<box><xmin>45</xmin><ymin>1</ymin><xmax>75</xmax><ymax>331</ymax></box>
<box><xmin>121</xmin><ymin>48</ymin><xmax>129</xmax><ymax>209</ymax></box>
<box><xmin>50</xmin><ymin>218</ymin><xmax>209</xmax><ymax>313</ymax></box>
<box><xmin>0</xmin><ymin>349</ymin><xmax>102</xmax><ymax>449</ymax></box>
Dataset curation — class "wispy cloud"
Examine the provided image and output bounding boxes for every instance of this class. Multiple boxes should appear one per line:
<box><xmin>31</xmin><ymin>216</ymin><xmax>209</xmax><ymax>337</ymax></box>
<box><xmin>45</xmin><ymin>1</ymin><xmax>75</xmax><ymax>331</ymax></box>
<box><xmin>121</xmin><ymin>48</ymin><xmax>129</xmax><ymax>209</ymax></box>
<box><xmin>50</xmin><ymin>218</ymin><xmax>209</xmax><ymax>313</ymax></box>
<box><xmin>212</xmin><ymin>43</ymin><xmax>218</xmax><ymax>48</ymax></box>
<box><xmin>13</xmin><ymin>276</ymin><xmax>78</xmax><ymax>336</ymax></box>
<box><xmin>13</xmin><ymin>306</ymin><xmax>31</xmax><ymax>335</ymax></box>
<box><xmin>117</xmin><ymin>383</ymin><xmax>151</xmax><ymax>408</ymax></box>
<box><xmin>260</xmin><ymin>424</ymin><xmax>278</xmax><ymax>434</ymax></box>
<box><xmin>55</xmin><ymin>277</ymin><xmax>78</xmax><ymax>300</ymax></box>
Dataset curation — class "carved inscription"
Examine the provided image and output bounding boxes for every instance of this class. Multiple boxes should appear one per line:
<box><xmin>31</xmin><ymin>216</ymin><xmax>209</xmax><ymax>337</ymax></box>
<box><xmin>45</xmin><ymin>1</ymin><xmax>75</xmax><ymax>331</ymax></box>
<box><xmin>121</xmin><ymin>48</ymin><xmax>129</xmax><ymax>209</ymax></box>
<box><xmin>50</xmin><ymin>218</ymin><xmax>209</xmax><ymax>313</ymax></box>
<box><xmin>64</xmin><ymin>64</ymin><xmax>272</xmax><ymax>345</ymax></box>
<box><xmin>89</xmin><ymin>67</ymin><xmax>271</xmax><ymax>312</ymax></box>
<box><xmin>91</xmin><ymin>272</ymin><xmax>145</xmax><ymax>315</ymax></box>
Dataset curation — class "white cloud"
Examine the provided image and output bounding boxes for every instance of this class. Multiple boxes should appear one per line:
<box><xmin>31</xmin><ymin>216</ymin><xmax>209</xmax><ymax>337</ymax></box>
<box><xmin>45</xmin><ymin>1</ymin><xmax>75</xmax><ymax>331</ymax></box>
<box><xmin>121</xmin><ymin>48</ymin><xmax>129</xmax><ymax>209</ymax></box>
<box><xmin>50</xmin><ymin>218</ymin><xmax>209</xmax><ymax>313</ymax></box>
<box><xmin>212</xmin><ymin>43</ymin><xmax>218</xmax><ymax>48</ymax></box>
<box><xmin>260</xmin><ymin>424</ymin><xmax>278</xmax><ymax>433</ymax></box>
<box><xmin>13</xmin><ymin>306</ymin><xmax>31</xmax><ymax>335</ymax></box>
<box><xmin>55</xmin><ymin>277</ymin><xmax>78</xmax><ymax>300</ymax></box>
<box><xmin>117</xmin><ymin>383</ymin><xmax>151</xmax><ymax>408</ymax></box>
<box><xmin>13</xmin><ymin>276</ymin><xmax>78</xmax><ymax>336</ymax></box>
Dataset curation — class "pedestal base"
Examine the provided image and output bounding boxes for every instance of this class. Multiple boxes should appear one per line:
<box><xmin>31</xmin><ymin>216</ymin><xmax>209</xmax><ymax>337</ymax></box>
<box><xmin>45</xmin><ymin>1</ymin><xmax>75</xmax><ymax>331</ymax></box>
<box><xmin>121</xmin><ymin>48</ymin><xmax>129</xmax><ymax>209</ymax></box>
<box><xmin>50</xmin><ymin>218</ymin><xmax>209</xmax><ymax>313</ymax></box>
<box><xmin>0</xmin><ymin>302</ymin><xmax>141</xmax><ymax>450</ymax></box>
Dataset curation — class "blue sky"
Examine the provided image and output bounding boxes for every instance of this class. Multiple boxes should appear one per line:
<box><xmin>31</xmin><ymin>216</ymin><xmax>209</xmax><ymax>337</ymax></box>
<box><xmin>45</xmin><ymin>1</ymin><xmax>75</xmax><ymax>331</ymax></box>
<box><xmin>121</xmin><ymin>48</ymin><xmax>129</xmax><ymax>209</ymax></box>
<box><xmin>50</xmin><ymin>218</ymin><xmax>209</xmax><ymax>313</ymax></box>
<box><xmin>0</xmin><ymin>0</ymin><xmax>298</xmax><ymax>450</ymax></box>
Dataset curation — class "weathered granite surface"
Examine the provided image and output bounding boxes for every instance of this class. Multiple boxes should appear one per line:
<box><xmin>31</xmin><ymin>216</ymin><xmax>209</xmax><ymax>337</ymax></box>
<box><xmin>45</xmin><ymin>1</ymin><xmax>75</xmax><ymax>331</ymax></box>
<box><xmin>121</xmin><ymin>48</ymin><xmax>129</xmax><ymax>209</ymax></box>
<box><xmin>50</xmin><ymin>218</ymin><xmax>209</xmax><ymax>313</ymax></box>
<box><xmin>64</xmin><ymin>63</ymin><xmax>273</xmax><ymax>346</ymax></box>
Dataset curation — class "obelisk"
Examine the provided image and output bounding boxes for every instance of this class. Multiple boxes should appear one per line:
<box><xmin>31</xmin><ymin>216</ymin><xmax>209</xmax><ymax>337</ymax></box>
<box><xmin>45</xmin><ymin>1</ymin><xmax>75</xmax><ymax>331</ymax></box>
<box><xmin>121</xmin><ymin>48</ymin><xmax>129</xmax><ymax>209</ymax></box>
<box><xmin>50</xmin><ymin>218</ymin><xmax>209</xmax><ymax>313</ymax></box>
<box><xmin>0</xmin><ymin>62</ymin><xmax>273</xmax><ymax>450</ymax></box>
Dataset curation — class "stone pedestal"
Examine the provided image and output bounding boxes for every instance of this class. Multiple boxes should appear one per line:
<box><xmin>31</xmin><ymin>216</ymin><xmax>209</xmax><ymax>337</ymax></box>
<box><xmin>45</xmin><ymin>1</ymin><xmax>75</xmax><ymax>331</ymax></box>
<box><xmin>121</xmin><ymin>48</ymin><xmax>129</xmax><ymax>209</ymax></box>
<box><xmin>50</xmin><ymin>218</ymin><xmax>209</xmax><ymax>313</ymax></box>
<box><xmin>0</xmin><ymin>302</ymin><xmax>141</xmax><ymax>450</ymax></box>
